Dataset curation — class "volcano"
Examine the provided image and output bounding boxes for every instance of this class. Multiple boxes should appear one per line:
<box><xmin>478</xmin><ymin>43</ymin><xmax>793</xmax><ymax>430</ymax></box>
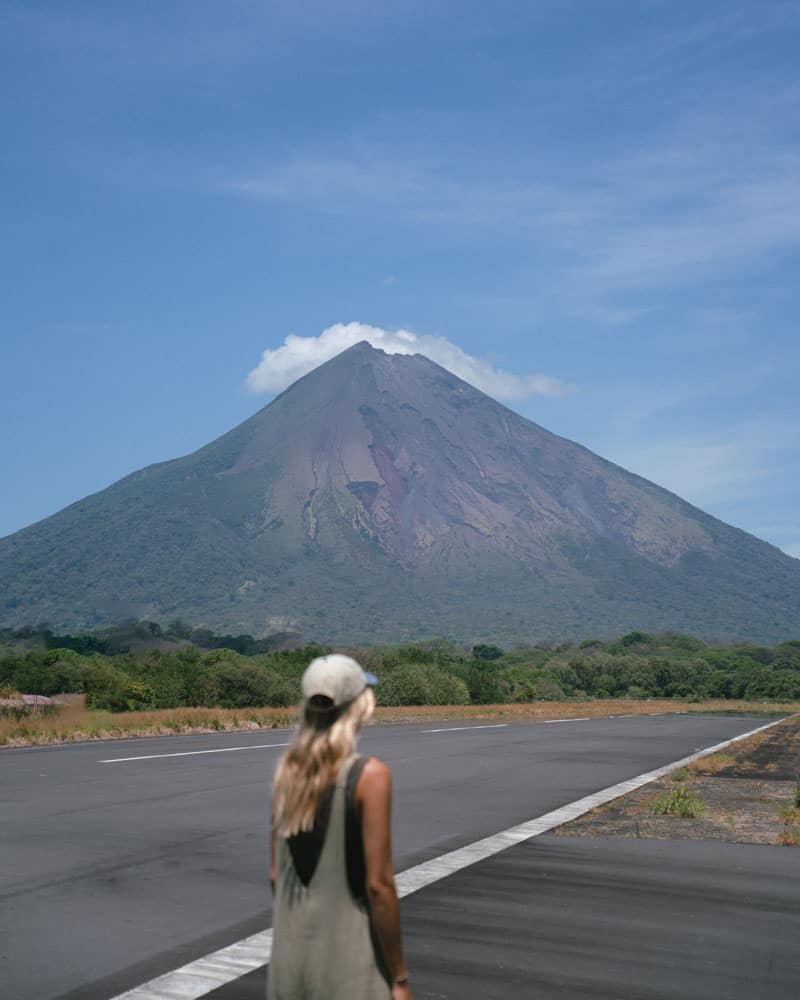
<box><xmin>1</xmin><ymin>342</ymin><xmax>797</xmax><ymax>643</ymax></box>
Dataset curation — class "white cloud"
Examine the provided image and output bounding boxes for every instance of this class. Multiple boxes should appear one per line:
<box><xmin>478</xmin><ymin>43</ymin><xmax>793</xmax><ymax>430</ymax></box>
<box><xmin>245</xmin><ymin>322</ymin><xmax>573</xmax><ymax>400</ymax></box>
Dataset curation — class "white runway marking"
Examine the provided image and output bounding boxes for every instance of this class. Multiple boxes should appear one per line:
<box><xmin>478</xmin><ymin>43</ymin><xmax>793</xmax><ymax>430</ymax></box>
<box><xmin>106</xmin><ymin>715</ymin><xmax>789</xmax><ymax>1000</ymax></box>
<box><xmin>99</xmin><ymin>743</ymin><xmax>290</xmax><ymax>763</ymax></box>
<box><xmin>543</xmin><ymin>716</ymin><xmax>591</xmax><ymax>723</ymax></box>
<box><xmin>423</xmin><ymin>723</ymin><xmax>509</xmax><ymax>733</ymax></box>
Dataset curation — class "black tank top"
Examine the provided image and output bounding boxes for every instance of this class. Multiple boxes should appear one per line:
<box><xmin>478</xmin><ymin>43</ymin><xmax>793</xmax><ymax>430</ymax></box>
<box><xmin>287</xmin><ymin>755</ymin><xmax>369</xmax><ymax>904</ymax></box>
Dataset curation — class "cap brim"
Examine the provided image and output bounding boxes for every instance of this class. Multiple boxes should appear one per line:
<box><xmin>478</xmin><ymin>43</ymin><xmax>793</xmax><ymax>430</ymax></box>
<box><xmin>363</xmin><ymin>671</ymin><xmax>378</xmax><ymax>687</ymax></box>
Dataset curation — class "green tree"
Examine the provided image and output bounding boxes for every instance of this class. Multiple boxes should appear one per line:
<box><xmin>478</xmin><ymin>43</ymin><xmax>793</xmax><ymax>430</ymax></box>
<box><xmin>472</xmin><ymin>644</ymin><xmax>504</xmax><ymax>661</ymax></box>
<box><xmin>376</xmin><ymin>664</ymin><xmax>469</xmax><ymax>706</ymax></box>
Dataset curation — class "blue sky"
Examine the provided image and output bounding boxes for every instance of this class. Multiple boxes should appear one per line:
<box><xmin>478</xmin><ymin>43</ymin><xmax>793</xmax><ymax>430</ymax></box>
<box><xmin>1</xmin><ymin>1</ymin><xmax>798</xmax><ymax>557</ymax></box>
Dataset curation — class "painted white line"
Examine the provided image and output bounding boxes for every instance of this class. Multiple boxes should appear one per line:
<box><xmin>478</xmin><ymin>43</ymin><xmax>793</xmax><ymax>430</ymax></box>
<box><xmin>108</xmin><ymin>930</ymin><xmax>274</xmax><ymax>999</ymax></box>
<box><xmin>423</xmin><ymin>724</ymin><xmax>509</xmax><ymax>733</ymax></box>
<box><xmin>107</xmin><ymin>715</ymin><xmax>790</xmax><ymax>1000</ymax></box>
<box><xmin>99</xmin><ymin>743</ymin><xmax>290</xmax><ymax>763</ymax></box>
<box><xmin>543</xmin><ymin>717</ymin><xmax>591</xmax><ymax>724</ymax></box>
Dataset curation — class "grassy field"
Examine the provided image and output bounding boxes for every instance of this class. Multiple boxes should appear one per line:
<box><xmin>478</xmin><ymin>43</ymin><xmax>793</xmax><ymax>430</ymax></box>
<box><xmin>2</xmin><ymin>697</ymin><xmax>799</xmax><ymax>748</ymax></box>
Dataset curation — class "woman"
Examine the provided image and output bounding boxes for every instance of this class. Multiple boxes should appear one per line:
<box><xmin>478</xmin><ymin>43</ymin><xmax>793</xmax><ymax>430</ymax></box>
<box><xmin>269</xmin><ymin>654</ymin><xmax>411</xmax><ymax>1000</ymax></box>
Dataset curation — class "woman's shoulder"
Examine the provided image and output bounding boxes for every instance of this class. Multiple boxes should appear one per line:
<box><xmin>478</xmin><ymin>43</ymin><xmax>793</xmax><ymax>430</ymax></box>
<box><xmin>359</xmin><ymin>755</ymin><xmax>390</xmax><ymax>775</ymax></box>
<box><xmin>354</xmin><ymin>756</ymin><xmax>391</xmax><ymax>797</ymax></box>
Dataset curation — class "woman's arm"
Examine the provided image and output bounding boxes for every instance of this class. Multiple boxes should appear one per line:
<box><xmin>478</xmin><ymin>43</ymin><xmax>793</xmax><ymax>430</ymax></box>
<box><xmin>356</xmin><ymin>758</ymin><xmax>411</xmax><ymax>1000</ymax></box>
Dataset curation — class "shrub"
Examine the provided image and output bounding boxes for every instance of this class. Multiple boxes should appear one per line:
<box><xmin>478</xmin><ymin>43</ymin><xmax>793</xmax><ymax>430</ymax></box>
<box><xmin>214</xmin><ymin>662</ymin><xmax>298</xmax><ymax>709</ymax></box>
<box><xmin>497</xmin><ymin>666</ymin><xmax>538</xmax><ymax>703</ymax></box>
<box><xmin>619</xmin><ymin>631</ymin><xmax>654</xmax><ymax>648</ymax></box>
<box><xmin>395</xmin><ymin>644</ymin><xmax>438</xmax><ymax>665</ymax></box>
<box><xmin>534</xmin><ymin>677</ymin><xmax>564</xmax><ymax>701</ymax></box>
<box><xmin>472</xmin><ymin>644</ymin><xmax>503</xmax><ymax>661</ymax></box>
<box><xmin>86</xmin><ymin>664</ymin><xmax>155</xmax><ymax>712</ymax></box>
<box><xmin>376</xmin><ymin>664</ymin><xmax>469</xmax><ymax>706</ymax></box>
<box><xmin>452</xmin><ymin>665</ymin><xmax>505</xmax><ymax>704</ymax></box>
<box><xmin>1</xmin><ymin>650</ymin><xmax>93</xmax><ymax>696</ymax></box>
<box><xmin>651</xmin><ymin>785</ymin><xmax>706</xmax><ymax>818</ymax></box>
<box><xmin>202</xmin><ymin>648</ymin><xmax>245</xmax><ymax>666</ymax></box>
<box><xmin>188</xmin><ymin>670</ymin><xmax>221</xmax><ymax>708</ymax></box>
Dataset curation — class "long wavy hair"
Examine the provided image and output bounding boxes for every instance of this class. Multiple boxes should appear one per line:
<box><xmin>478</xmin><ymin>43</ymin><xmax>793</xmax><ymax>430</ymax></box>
<box><xmin>272</xmin><ymin>686</ymin><xmax>375</xmax><ymax>838</ymax></box>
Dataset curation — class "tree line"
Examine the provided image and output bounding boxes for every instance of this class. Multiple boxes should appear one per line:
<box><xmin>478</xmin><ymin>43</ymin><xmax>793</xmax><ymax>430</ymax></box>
<box><xmin>1</xmin><ymin>624</ymin><xmax>799</xmax><ymax>711</ymax></box>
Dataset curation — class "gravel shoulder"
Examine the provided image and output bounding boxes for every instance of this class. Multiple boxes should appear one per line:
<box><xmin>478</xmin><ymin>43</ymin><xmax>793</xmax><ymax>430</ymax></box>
<box><xmin>555</xmin><ymin>714</ymin><xmax>800</xmax><ymax>846</ymax></box>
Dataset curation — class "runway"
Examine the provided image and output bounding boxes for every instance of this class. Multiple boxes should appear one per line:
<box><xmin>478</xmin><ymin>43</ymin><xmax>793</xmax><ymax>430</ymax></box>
<box><xmin>2</xmin><ymin>712</ymin><xmax>796</xmax><ymax>999</ymax></box>
<box><xmin>206</xmin><ymin>836</ymin><xmax>800</xmax><ymax>1000</ymax></box>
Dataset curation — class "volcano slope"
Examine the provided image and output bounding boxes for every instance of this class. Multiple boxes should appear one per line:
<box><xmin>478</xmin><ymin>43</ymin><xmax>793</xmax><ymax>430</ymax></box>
<box><xmin>1</xmin><ymin>341</ymin><xmax>798</xmax><ymax>643</ymax></box>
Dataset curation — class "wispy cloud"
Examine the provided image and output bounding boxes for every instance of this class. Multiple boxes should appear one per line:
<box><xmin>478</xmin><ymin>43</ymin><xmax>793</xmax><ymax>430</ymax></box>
<box><xmin>218</xmin><ymin>88</ymin><xmax>800</xmax><ymax>309</ymax></box>
<box><xmin>225</xmin><ymin>157</ymin><xmax>421</xmax><ymax>205</ymax></box>
<box><xmin>602</xmin><ymin>418</ymin><xmax>800</xmax><ymax>515</ymax></box>
<box><xmin>245</xmin><ymin>322</ymin><xmax>574</xmax><ymax>400</ymax></box>
<box><xmin>564</xmin><ymin>151</ymin><xmax>800</xmax><ymax>293</ymax></box>
<box><xmin>610</xmin><ymin>436</ymin><xmax>766</xmax><ymax>507</ymax></box>
<box><xmin>202</xmin><ymin>131</ymin><xmax>800</xmax><ymax>317</ymax></box>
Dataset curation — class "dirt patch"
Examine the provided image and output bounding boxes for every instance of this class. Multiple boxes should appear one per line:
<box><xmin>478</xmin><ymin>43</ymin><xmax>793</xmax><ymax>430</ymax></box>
<box><xmin>555</xmin><ymin>715</ymin><xmax>800</xmax><ymax>847</ymax></box>
<box><xmin>704</xmin><ymin>721</ymin><xmax>800</xmax><ymax>780</ymax></box>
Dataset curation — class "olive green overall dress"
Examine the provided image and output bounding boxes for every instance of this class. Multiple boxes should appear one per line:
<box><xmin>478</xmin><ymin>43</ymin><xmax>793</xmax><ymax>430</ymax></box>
<box><xmin>268</xmin><ymin>754</ymin><xmax>391</xmax><ymax>1000</ymax></box>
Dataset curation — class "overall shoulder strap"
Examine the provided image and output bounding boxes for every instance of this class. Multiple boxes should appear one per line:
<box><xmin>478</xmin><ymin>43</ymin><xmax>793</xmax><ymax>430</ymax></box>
<box><xmin>335</xmin><ymin>753</ymin><xmax>360</xmax><ymax>790</ymax></box>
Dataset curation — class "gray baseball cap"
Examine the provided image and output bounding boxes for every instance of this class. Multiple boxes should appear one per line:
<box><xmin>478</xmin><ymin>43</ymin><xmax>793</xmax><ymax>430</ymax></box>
<box><xmin>301</xmin><ymin>654</ymin><xmax>378</xmax><ymax>708</ymax></box>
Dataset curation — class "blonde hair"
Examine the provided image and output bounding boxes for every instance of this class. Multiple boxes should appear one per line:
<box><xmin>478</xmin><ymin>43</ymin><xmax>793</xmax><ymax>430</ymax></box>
<box><xmin>272</xmin><ymin>686</ymin><xmax>375</xmax><ymax>838</ymax></box>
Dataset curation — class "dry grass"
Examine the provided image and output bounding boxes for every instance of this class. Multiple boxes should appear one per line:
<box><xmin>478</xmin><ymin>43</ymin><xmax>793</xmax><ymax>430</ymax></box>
<box><xmin>687</xmin><ymin>715</ymin><xmax>800</xmax><ymax>777</ymax></box>
<box><xmin>376</xmin><ymin>699</ymin><xmax>799</xmax><ymax>724</ymax></box>
<box><xmin>0</xmin><ymin>698</ymin><xmax>295</xmax><ymax>747</ymax></box>
<box><xmin>687</xmin><ymin>752</ymin><xmax>736</xmax><ymax>775</ymax></box>
<box><xmin>1</xmin><ymin>697</ymin><xmax>798</xmax><ymax>749</ymax></box>
<box><xmin>778</xmin><ymin>805</ymin><xmax>800</xmax><ymax>824</ymax></box>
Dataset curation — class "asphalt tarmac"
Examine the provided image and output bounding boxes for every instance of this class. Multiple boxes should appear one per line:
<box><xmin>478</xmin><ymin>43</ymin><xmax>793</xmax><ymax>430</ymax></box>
<box><xmin>2</xmin><ymin>712</ymin><xmax>795</xmax><ymax>1000</ymax></box>
<box><xmin>207</xmin><ymin>836</ymin><xmax>800</xmax><ymax>1000</ymax></box>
